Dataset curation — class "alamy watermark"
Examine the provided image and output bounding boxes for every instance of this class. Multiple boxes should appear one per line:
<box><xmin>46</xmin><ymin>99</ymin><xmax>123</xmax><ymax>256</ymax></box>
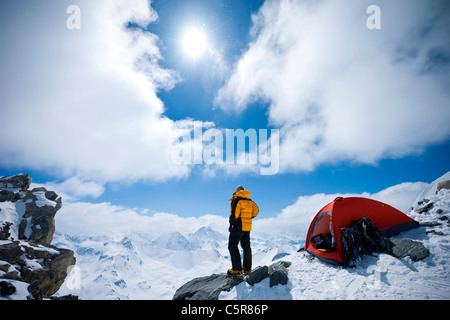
<box><xmin>66</xmin><ymin>5</ymin><xmax>81</xmax><ymax>30</ymax></box>
<box><xmin>171</xmin><ymin>124</ymin><xmax>280</xmax><ymax>176</ymax></box>
<box><xmin>367</xmin><ymin>5</ymin><xmax>381</xmax><ymax>30</ymax></box>
<box><xmin>365</xmin><ymin>265</ymin><xmax>386</xmax><ymax>290</ymax></box>
<box><xmin>65</xmin><ymin>265</ymin><xmax>81</xmax><ymax>290</ymax></box>
<box><xmin>66</xmin><ymin>4</ymin><xmax>381</xmax><ymax>31</ymax></box>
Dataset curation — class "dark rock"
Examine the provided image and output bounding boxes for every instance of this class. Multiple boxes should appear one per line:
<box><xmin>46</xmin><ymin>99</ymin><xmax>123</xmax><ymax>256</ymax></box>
<box><xmin>173</xmin><ymin>273</ymin><xmax>243</xmax><ymax>300</ymax></box>
<box><xmin>0</xmin><ymin>190</ymin><xmax>20</xmax><ymax>202</ymax></box>
<box><xmin>0</xmin><ymin>263</ymin><xmax>10</xmax><ymax>273</ymax></box>
<box><xmin>0</xmin><ymin>241</ymin><xmax>77</xmax><ymax>297</ymax></box>
<box><xmin>173</xmin><ymin>260</ymin><xmax>292</xmax><ymax>299</ymax></box>
<box><xmin>0</xmin><ymin>261</ymin><xmax>19</xmax><ymax>280</ymax></box>
<box><xmin>436</xmin><ymin>180</ymin><xmax>450</xmax><ymax>193</ymax></box>
<box><xmin>45</xmin><ymin>191</ymin><xmax>59</xmax><ymax>201</ymax></box>
<box><xmin>27</xmin><ymin>280</ymin><xmax>42</xmax><ymax>300</ymax></box>
<box><xmin>268</xmin><ymin>261</ymin><xmax>290</xmax><ymax>287</ymax></box>
<box><xmin>20</xmin><ymin>245</ymin><xmax>76</xmax><ymax>298</ymax></box>
<box><xmin>19</xmin><ymin>192</ymin><xmax>62</xmax><ymax>245</ymax></box>
<box><xmin>0</xmin><ymin>241</ymin><xmax>23</xmax><ymax>264</ymax></box>
<box><xmin>426</xmin><ymin>230</ymin><xmax>444</xmax><ymax>236</ymax></box>
<box><xmin>419</xmin><ymin>221</ymin><xmax>441</xmax><ymax>227</ymax></box>
<box><xmin>1</xmin><ymin>174</ymin><xmax>62</xmax><ymax>245</ymax></box>
<box><xmin>0</xmin><ymin>222</ymin><xmax>13</xmax><ymax>240</ymax></box>
<box><xmin>0</xmin><ymin>174</ymin><xmax>76</xmax><ymax>299</ymax></box>
<box><xmin>245</xmin><ymin>265</ymin><xmax>269</xmax><ymax>286</ymax></box>
<box><xmin>416</xmin><ymin>202</ymin><xmax>434</xmax><ymax>214</ymax></box>
<box><xmin>0</xmin><ymin>174</ymin><xmax>31</xmax><ymax>191</ymax></box>
<box><xmin>388</xmin><ymin>238</ymin><xmax>430</xmax><ymax>262</ymax></box>
<box><xmin>0</xmin><ymin>281</ymin><xmax>16</xmax><ymax>296</ymax></box>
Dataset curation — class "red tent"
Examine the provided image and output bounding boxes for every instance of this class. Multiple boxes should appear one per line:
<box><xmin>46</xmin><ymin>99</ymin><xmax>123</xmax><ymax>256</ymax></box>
<box><xmin>305</xmin><ymin>197</ymin><xmax>419</xmax><ymax>265</ymax></box>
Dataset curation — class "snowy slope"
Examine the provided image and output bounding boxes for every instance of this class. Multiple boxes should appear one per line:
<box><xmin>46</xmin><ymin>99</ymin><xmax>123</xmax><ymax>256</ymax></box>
<box><xmin>412</xmin><ymin>172</ymin><xmax>450</xmax><ymax>210</ymax></box>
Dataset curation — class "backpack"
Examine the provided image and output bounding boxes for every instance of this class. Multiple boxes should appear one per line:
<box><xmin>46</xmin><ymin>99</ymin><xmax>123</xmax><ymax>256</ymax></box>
<box><xmin>353</xmin><ymin>217</ymin><xmax>391</xmax><ymax>253</ymax></box>
<box><xmin>339</xmin><ymin>226</ymin><xmax>363</xmax><ymax>267</ymax></box>
<box><xmin>340</xmin><ymin>216</ymin><xmax>391</xmax><ymax>267</ymax></box>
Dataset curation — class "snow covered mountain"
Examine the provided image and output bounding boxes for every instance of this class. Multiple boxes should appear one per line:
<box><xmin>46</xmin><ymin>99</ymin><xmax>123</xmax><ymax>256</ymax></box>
<box><xmin>53</xmin><ymin>226</ymin><xmax>300</xmax><ymax>299</ymax></box>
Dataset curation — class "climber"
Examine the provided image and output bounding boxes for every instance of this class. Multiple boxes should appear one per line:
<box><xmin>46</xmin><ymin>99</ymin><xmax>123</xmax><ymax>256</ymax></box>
<box><xmin>227</xmin><ymin>185</ymin><xmax>259</xmax><ymax>277</ymax></box>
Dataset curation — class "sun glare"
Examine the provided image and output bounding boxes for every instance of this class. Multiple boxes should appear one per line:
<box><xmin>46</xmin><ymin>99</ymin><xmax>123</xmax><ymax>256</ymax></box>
<box><xmin>182</xmin><ymin>28</ymin><xmax>208</xmax><ymax>59</ymax></box>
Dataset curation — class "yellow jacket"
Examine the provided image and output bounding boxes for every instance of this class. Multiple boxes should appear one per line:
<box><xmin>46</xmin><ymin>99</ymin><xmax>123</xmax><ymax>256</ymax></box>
<box><xmin>229</xmin><ymin>190</ymin><xmax>259</xmax><ymax>232</ymax></box>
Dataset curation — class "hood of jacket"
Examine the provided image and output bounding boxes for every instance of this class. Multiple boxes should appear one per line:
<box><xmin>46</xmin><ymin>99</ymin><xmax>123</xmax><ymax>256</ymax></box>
<box><xmin>228</xmin><ymin>189</ymin><xmax>251</xmax><ymax>201</ymax></box>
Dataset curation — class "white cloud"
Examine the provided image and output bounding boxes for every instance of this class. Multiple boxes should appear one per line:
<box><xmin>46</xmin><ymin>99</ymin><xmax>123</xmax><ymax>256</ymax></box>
<box><xmin>370</xmin><ymin>181</ymin><xmax>429</xmax><ymax>212</ymax></box>
<box><xmin>1</xmin><ymin>0</ymin><xmax>447</xmax><ymax>185</ymax></box>
<box><xmin>216</xmin><ymin>0</ymin><xmax>450</xmax><ymax>173</ymax></box>
<box><xmin>31</xmin><ymin>177</ymin><xmax>106</xmax><ymax>200</ymax></box>
<box><xmin>55</xmin><ymin>201</ymin><xmax>228</xmax><ymax>238</ymax></box>
<box><xmin>0</xmin><ymin>0</ymin><xmax>198</xmax><ymax>183</ymax></box>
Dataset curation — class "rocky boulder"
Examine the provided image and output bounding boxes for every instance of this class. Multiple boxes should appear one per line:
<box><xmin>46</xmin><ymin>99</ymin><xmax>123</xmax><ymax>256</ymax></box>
<box><xmin>388</xmin><ymin>238</ymin><xmax>430</xmax><ymax>262</ymax></box>
<box><xmin>245</xmin><ymin>265</ymin><xmax>269</xmax><ymax>286</ymax></box>
<box><xmin>173</xmin><ymin>261</ymin><xmax>291</xmax><ymax>300</ymax></box>
<box><xmin>19</xmin><ymin>188</ymin><xmax>62</xmax><ymax>245</ymax></box>
<box><xmin>0</xmin><ymin>174</ymin><xmax>76</xmax><ymax>300</ymax></box>
<box><xmin>0</xmin><ymin>281</ymin><xmax>16</xmax><ymax>296</ymax></box>
<box><xmin>436</xmin><ymin>180</ymin><xmax>450</xmax><ymax>193</ymax></box>
<box><xmin>0</xmin><ymin>222</ymin><xmax>13</xmax><ymax>241</ymax></box>
<box><xmin>0</xmin><ymin>175</ymin><xmax>62</xmax><ymax>246</ymax></box>
<box><xmin>0</xmin><ymin>174</ymin><xmax>31</xmax><ymax>191</ymax></box>
<box><xmin>173</xmin><ymin>273</ymin><xmax>243</xmax><ymax>300</ymax></box>
<box><xmin>268</xmin><ymin>261</ymin><xmax>291</xmax><ymax>287</ymax></box>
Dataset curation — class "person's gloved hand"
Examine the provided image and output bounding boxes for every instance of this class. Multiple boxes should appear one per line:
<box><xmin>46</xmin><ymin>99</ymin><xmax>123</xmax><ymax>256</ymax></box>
<box><xmin>228</xmin><ymin>225</ymin><xmax>233</xmax><ymax>232</ymax></box>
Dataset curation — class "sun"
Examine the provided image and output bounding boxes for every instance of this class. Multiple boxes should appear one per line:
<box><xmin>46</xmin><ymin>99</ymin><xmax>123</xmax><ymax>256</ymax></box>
<box><xmin>182</xmin><ymin>28</ymin><xmax>208</xmax><ymax>59</ymax></box>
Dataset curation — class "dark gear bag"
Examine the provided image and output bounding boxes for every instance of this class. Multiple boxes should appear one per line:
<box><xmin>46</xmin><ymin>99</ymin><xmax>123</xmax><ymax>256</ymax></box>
<box><xmin>340</xmin><ymin>216</ymin><xmax>391</xmax><ymax>267</ymax></box>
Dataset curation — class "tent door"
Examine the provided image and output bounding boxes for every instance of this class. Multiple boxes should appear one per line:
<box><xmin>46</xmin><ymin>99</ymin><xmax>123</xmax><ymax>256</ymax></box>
<box><xmin>309</xmin><ymin>211</ymin><xmax>336</xmax><ymax>252</ymax></box>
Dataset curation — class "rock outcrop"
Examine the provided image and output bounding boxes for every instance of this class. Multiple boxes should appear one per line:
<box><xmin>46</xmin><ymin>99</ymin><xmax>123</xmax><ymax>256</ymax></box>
<box><xmin>397</xmin><ymin>179</ymin><xmax>450</xmax><ymax>262</ymax></box>
<box><xmin>388</xmin><ymin>238</ymin><xmax>430</xmax><ymax>262</ymax></box>
<box><xmin>173</xmin><ymin>273</ymin><xmax>243</xmax><ymax>300</ymax></box>
<box><xmin>0</xmin><ymin>174</ymin><xmax>76</xmax><ymax>299</ymax></box>
<box><xmin>436</xmin><ymin>180</ymin><xmax>450</xmax><ymax>194</ymax></box>
<box><xmin>268</xmin><ymin>261</ymin><xmax>290</xmax><ymax>287</ymax></box>
<box><xmin>173</xmin><ymin>260</ymin><xmax>291</xmax><ymax>300</ymax></box>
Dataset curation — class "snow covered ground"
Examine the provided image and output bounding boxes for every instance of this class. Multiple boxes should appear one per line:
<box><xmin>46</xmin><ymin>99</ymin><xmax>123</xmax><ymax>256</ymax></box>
<box><xmin>221</xmin><ymin>188</ymin><xmax>450</xmax><ymax>300</ymax></box>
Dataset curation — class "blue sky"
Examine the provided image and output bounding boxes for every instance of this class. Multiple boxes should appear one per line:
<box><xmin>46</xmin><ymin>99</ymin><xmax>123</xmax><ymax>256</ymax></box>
<box><xmin>1</xmin><ymin>0</ymin><xmax>449</xmax><ymax>220</ymax></box>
